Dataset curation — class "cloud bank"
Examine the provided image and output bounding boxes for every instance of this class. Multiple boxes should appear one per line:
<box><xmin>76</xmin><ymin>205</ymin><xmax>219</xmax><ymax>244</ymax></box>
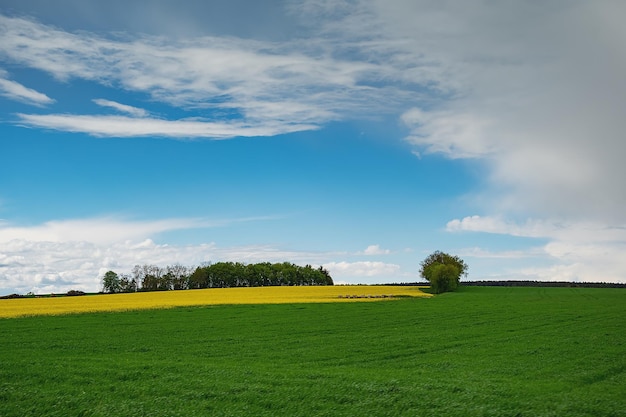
<box><xmin>0</xmin><ymin>238</ymin><xmax>331</xmax><ymax>294</ymax></box>
<box><xmin>448</xmin><ymin>215</ymin><xmax>626</xmax><ymax>283</ymax></box>
<box><xmin>0</xmin><ymin>216</ymin><xmax>336</xmax><ymax>294</ymax></box>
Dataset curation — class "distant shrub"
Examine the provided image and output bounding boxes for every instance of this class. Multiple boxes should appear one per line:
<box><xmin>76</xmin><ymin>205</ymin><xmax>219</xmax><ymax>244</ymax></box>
<box><xmin>66</xmin><ymin>290</ymin><xmax>86</xmax><ymax>296</ymax></box>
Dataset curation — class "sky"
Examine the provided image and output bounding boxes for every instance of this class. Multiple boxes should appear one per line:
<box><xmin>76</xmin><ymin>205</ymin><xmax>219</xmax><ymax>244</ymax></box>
<box><xmin>1</xmin><ymin>0</ymin><xmax>625</xmax><ymax>294</ymax></box>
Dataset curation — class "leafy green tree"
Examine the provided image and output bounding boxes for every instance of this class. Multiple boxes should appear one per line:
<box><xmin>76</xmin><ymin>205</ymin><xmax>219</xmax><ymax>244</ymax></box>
<box><xmin>119</xmin><ymin>273</ymin><xmax>137</xmax><ymax>293</ymax></box>
<box><xmin>141</xmin><ymin>274</ymin><xmax>159</xmax><ymax>291</ymax></box>
<box><xmin>208</xmin><ymin>262</ymin><xmax>237</xmax><ymax>288</ymax></box>
<box><xmin>158</xmin><ymin>272</ymin><xmax>173</xmax><ymax>291</ymax></box>
<box><xmin>167</xmin><ymin>264</ymin><xmax>190</xmax><ymax>290</ymax></box>
<box><xmin>424</xmin><ymin>263</ymin><xmax>460</xmax><ymax>293</ymax></box>
<box><xmin>102</xmin><ymin>270</ymin><xmax>121</xmax><ymax>293</ymax></box>
<box><xmin>317</xmin><ymin>266</ymin><xmax>334</xmax><ymax>285</ymax></box>
<box><xmin>420</xmin><ymin>251</ymin><xmax>467</xmax><ymax>294</ymax></box>
<box><xmin>189</xmin><ymin>266</ymin><xmax>209</xmax><ymax>289</ymax></box>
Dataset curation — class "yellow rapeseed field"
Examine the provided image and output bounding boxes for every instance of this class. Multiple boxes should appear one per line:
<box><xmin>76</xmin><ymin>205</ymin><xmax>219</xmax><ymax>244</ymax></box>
<box><xmin>0</xmin><ymin>285</ymin><xmax>431</xmax><ymax>318</ymax></box>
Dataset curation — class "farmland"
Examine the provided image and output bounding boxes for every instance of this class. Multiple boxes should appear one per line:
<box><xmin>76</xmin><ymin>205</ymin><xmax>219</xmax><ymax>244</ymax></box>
<box><xmin>1</xmin><ymin>286</ymin><xmax>624</xmax><ymax>416</ymax></box>
<box><xmin>0</xmin><ymin>285</ymin><xmax>429</xmax><ymax>318</ymax></box>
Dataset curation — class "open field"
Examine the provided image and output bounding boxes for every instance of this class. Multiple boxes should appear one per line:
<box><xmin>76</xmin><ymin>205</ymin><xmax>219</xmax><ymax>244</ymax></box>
<box><xmin>1</xmin><ymin>286</ymin><xmax>624</xmax><ymax>416</ymax></box>
<box><xmin>0</xmin><ymin>285</ymin><xmax>429</xmax><ymax>318</ymax></box>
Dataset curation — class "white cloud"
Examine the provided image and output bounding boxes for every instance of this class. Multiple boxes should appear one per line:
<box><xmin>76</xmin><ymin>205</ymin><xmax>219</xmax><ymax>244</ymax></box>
<box><xmin>0</xmin><ymin>239</ymin><xmax>209</xmax><ymax>294</ymax></box>
<box><xmin>323</xmin><ymin>261</ymin><xmax>400</xmax><ymax>278</ymax></box>
<box><xmin>0</xmin><ymin>215</ymin><xmax>335</xmax><ymax>294</ymax></box>
<box><xmin>0</xmin><ymin>216</ymin><xmax>213</xmax><ymax>245</ymax></box>
<box><xmin>359</xmin><ymin>244</ymin><xmax>391</xmax><ymax>255</ymax></box>
<box><xmin>446</xmin><ymin>216</ymin><xmax>549</xmax><ymax>238</ymax></box>
<box><xmin>0</xmin><ymin>214</ymin><xmax>353</xmax><ymax>294</ymax></box>
<box><xmin>448</xmin><ymin>215</ymin><xmax>626</xmax><ymax>283</ymax></box>
<box><xmin>401</xmin><ymin>108</ymin><xmax>494</xmax><ymax>159</ymax></box>
<box><xmin>2</xmin><ymin>5</ymin><xmax>624</xmax><ymax>206</ymax></box>
<box><xmin>0</xmin><ymin>238</ymin><xmax>345</xmax><ymax>295</ymax></box>
<box><xmin>0</xmin><ymin>13</ymin><xmax>408</xmax><ymax>137</ymax></box>
<box><xmin>355</xmin><ymin>0</ymin><xmax>626</xmax><ymax>283</ymax></box>
<box><xmin>289</xmin><ymin>0</ymin><xmax>626</xmax><ymax>225</ymax></box>
<box><xmin>0</xmin><ymin>69</ymin><xmax>54</xmax><ymax>105</ymax></box>
<box><xmin>390</xmin><ymin>1</ymin><xmax>625</xmax><ymax>224</ymax></box>
<box><xmin>93</xmin><ymin>98</ymin><xmax>149</xmax><ymax>117</ymax></box>
<box><xmin>447</xmin><ymin>215</ymin><xmax>626</xmax><ymax>244</ymax></box>
<box><xmin>538</xmin><ymin>240</ymin><xmax>626</xmax><ymax>283</ymax></box>
<box><xmin>16</xmin><ymin>113</ymin><xmax>317</xmax><ymax>139</ymax></box>
<box><xmin>0</xmin><ymin>215</ymin><xmax>280</xmax><ymax>247</ymax></box>
<box><xmin>458</xmin><ymin>246</ymin><xmax>545</xmax><ymax>260</ymax></box>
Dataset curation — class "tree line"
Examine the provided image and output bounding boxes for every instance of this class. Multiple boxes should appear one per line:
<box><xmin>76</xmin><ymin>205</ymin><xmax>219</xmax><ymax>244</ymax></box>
<box><xmin>102</xmin><ymin>262</ymin><xmax>333</xmax><ymax>293</ymax></box>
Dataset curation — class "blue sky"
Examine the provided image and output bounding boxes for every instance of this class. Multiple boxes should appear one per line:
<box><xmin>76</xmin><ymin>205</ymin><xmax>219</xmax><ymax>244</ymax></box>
<box><xmin>1</xmin><ymin>0</ymin><xmax>625</xmax><ymax>294</ymax></box>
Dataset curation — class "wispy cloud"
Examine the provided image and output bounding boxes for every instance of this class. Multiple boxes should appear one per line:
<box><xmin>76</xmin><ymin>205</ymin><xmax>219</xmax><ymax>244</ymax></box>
<box><xmin>446</xmin><ymin>216</ymin><xmax>549</xmax><ymax>239</ymax></box>
<box><xmin>0</xmin><ymin>69</ymin><xmax>54</xmax><ymax>106</ymax></box>
<box><xmin>447</xmin><ymin>215</ymin><xmax>626</xmax><ymax>244</ymax></box>
<box><xmin>401</xmin><ymin>108</ymin><xmax>494</xmax><ymax>159</ymax></box>
<box><xmin>458</xmin><ymin>247</ymin><xmax>545</xmax><ymax>260</ymax></box>
<box><xmin>0</xmin><ymin>13</ymin><xmax>415</xmax><ymax>137</ymax></box>
<box><xmin>93</xmin><ymin>99</ymin><xmax>149</xmax><ymax>117</ymax></box>
<box><xmin>0</xmin><ymin>214</ymin><xmax>289</xmax><ymax>246</ymax></box>
<box><xmin>0</xmin><ymin>216</ymin><xmax>214</xmax><ymax>245</ymax></box>
<box><xmin>16</xmin><ymin>113</ymin><xmax>318</xmax><ymax>138</ymax></box>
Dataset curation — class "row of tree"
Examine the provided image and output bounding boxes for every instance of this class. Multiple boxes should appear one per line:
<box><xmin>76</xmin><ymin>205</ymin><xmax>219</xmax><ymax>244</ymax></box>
<box><xmin>102</xmin><ymin>262</ymin><xmax>333</xmax><ymax>293</ymax></box>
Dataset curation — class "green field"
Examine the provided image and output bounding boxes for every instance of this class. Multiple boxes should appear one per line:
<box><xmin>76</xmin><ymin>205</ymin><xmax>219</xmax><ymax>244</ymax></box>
<box><xmin>1</xmin><ymin>286</ymin><xmax>624</xmax><ymax>416</ymax></box>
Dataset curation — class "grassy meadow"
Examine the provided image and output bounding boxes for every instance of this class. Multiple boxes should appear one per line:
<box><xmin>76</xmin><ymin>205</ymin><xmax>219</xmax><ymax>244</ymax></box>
<box><xmin>1</xmin><ymin>286</ymin><xmax>624</xmax><ymax>416</ymax></box>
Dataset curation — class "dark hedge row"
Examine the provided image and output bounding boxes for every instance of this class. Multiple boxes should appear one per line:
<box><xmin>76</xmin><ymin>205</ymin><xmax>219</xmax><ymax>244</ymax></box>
<box><xmin>461</xmin><ymin>280</ymin><xmax>626</xmax><ymax>288</ymax></box>
<box><xmin>385</xmin><ymin>280</ymin><xmax>625</xmax><ymax>288</ymax></box>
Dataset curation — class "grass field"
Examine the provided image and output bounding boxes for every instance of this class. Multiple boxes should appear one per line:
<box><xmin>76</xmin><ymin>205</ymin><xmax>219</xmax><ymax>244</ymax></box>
<box><xmin>1</xmin><ymin>286</ymin><xmax>624</xmax><ymax>416</ymax></box>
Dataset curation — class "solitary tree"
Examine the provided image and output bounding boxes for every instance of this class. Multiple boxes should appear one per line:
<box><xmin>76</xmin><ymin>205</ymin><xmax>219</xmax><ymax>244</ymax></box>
<box><xmin>420</xmin><ymin>251</ymin><xmax>467</xmax><ymax>294</ymax></box>
<box><xmin>102</xmin><ymin>270</ymin><xmax>121</xmax><ymax>293</ymax></box>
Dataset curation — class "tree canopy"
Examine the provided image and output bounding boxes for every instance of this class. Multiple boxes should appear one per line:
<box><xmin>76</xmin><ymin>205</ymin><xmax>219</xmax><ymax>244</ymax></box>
<box><xmin>101</xmin><ymin>262</ymin><xmax>333</xmax><ymax>293</ymax></box>
<box><xmin>101</xmin><ymin>270</ymin><xmax>121</xmax><ymax>293</ymax></box>
<box><xmin>420</xmin><ymin>251</ymin><xmax>468</xmax><ymax>294</ymax></box>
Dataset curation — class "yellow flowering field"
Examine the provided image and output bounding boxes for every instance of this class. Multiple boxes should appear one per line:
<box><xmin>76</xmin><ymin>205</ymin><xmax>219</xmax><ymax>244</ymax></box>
<box><xmin>0</xmin><ymin>285</ymin><xmax>430</xmax><ymax>318</ymax></box>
